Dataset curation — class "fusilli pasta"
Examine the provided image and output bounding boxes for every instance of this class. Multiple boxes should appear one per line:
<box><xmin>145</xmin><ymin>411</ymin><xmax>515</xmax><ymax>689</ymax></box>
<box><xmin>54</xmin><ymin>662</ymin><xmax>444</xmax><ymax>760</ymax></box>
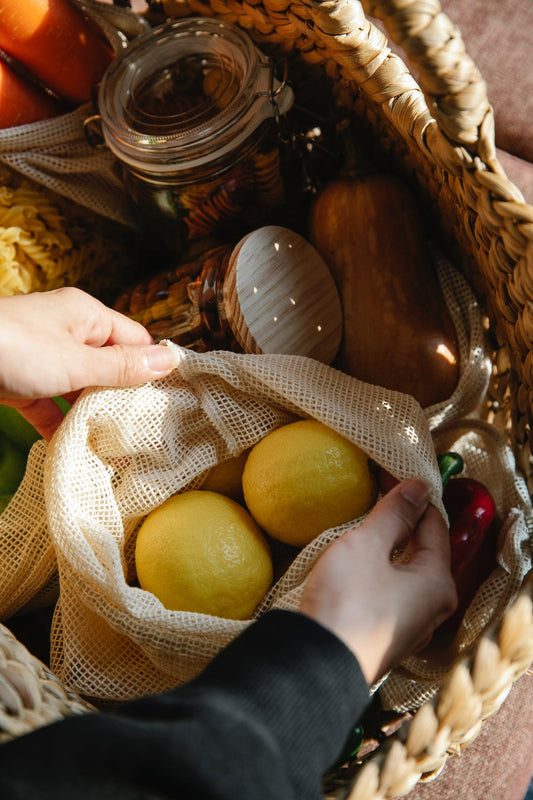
<box><xmin>0</xmin><ymin>165</ymin><xmax>137</xmax><ymax>302</ymax></box>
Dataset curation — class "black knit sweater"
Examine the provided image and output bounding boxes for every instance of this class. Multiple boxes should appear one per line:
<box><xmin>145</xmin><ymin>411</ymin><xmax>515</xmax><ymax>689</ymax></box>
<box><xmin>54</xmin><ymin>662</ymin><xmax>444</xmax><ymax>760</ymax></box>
<box><xmin>0</xmin><ymin>609</ymin><xmax>370</xmax><ymax>799</ymax></box>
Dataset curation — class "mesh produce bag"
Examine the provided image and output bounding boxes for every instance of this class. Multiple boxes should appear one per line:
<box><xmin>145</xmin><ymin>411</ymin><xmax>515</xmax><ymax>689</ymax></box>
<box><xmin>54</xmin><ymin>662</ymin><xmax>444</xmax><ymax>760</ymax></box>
<box><xmin>0</xmin><ymin>258</ymin><xmax>530</xmax><ymax>710</ymax></box>
<box><xmin>39</xmin><ymin>350</ymin><xmax>445</xmax><ymax>701</ymax></box>
<box><xmin>0</xmin><ymin>1</ymin><xmax>154</xmax><ymax>301</ymax></box>
<box><xmin>0</xmin><ymin>0</ymin><xmax>147</xmax><ymax>228</ymax></box>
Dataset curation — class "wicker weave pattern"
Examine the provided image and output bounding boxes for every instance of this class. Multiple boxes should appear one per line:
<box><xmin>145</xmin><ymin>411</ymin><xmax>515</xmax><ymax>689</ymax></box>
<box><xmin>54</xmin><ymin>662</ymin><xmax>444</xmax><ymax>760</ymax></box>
<box><xmin>0</xmin><ymin>623</ymin><xmax>94</xmax><ymax>744</ymax></box>
<box><xmin>155</xmin><ymin>0</ymin><xmax>533</xmax><ymax>794</ymax></box>
<box><xmin>362</xmin><ymin>0</ymin><xmax>533</xmax><ymax>495</ymax></box>
<box><xmin>362</xmin><ymin>0</ymin><xmax>491</xmax><ymax>145</ymax></box>
<box><xmin>324</xmin><ymin>591</ymin><xmax>533</xmax><ymax>799</ymax></box>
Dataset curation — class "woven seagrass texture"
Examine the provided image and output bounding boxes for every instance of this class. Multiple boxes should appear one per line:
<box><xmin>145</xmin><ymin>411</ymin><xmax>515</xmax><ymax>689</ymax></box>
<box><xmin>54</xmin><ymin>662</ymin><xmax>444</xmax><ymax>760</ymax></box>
<box><xmin>132</xmin><ymin>0</ymin><xmax>533</xmax><ymax>794</ymax></box>
<box><xmin>0</xmin><ymin>622</ymin><xmax>94</xmax><ymax>744</ymax></box>
<box><xmin>325</xmin><ymin>591</ymin><xmax>533</xmax><ymax>800</ymax></box>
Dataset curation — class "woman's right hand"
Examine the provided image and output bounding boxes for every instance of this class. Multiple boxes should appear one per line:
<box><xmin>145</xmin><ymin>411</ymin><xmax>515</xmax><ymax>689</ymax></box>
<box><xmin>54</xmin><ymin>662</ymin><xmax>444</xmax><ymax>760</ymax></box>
<box><xmin>300</xmin><ymin>479</ymin><xmax>457</xmax><ymax>685</ymax></box>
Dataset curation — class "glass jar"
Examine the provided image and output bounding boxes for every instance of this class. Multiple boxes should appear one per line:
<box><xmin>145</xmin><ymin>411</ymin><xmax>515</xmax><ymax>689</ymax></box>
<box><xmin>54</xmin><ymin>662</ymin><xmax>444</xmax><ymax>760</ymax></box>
<box><xmin>114</xmin><ymin>225</ymin><xmax>343</xmax><ymax>365</ymax></box>
<box><xmin>113</xmin><ymin>243</ymin><xmax>241</xmax><ymax>352</ymax></box>
<box><xmin>98</xmin><ymin>17</ymin><xmax>294</xmax><ymax>255</ymax></box>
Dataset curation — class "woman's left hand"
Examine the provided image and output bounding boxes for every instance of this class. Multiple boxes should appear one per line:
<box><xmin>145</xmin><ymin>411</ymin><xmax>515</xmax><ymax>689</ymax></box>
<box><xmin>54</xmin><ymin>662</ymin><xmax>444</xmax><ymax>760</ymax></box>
<box><xmin>0</xmin><ymin>287</ymin><xmax>176</xmax><ymax>439</ymax></box>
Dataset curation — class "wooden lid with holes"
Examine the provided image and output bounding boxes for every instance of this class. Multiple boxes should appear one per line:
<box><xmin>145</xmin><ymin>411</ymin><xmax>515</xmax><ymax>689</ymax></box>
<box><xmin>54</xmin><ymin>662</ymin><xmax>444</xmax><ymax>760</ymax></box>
<box><xmin>223</xmin><ymin>226</ymin><xmax>342</xmax><ymax>363</ymax></box>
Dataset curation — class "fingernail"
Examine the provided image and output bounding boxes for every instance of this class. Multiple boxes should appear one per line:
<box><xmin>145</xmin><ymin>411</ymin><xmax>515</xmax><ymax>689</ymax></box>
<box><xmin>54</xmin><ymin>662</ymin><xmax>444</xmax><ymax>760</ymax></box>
<box><xmin>145</xmin><ymin>345</ymin><xmax>175</xmax><ymax>375</ymax></box>
<box><xmin>399</xmin><ymin>478</ymin><xmax>431</xmax><ymax>508</ymax></box>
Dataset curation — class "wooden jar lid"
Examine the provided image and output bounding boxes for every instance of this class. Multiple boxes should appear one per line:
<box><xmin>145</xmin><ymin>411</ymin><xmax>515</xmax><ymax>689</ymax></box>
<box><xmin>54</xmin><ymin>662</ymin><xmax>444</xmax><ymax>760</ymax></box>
<box><xmin>223</xmin><ymin>226</ymin><xmax>342</xmax><ymax>364</ymax></box>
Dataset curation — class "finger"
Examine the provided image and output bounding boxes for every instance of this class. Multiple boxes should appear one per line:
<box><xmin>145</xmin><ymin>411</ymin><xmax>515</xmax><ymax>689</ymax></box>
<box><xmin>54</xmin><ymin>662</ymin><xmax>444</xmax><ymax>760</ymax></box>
<box><xmin>82</xmin><ymin>304</ymin><xmax>154</xmax><ymax>349</ymax></box>
<box><xmin>45</xmin><ymin>288</ymin><xmax>153</xmax><ymax>349</ymax></box>
<box><xmin>57</xmin><ymin>289</ymin><xmax>153</xmax><ymax>349</ymax></box>
<box><xmin>77</xmin><ymin>342</ymin><xmax>176</xmax><ymax>388</ymax></box>
<box><xmin>360</xmin><ymin>479</ymin><xmax>431</xmax><ymax>555</ymax></box>
<box><xmin>60</xmin><ymin>391</ymin><xmax>80</xmax><ymax>407</ymax></box>
<box><xmin>101</xmin><ymin>307</ymin><xmax>154</xmax><ymax>348</ymax></box>
<box><xmin>408</xmin><ymin>504</ymin><xmax>451</xmax><ymax>569</ymax></box>
<box><xmin>13</xmin><ymin>398</ymin><xmax>66</xmax><ymax>441</ymax></box>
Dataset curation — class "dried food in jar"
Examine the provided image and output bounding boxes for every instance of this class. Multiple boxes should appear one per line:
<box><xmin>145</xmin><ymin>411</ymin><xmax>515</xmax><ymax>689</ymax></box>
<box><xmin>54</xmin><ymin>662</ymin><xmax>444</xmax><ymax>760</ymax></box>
<box><xmin>114</xmin><ymin>244</ymin><xmax>240</xmax><ymax>353</ymax></box>
<box><xmin>98</xmin><ymin>18</ymin><xmax>294</xmax><ymax>256</ymax></box>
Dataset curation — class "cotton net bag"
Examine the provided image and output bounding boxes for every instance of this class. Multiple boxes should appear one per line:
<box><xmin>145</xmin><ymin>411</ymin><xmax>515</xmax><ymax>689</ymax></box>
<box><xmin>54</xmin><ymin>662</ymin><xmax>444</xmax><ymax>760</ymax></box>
<box><xmin>0</xmin><ymin>259</ymin><xmax>531</xmax><ymax>710</ymax></box>
<box><xmin>0</xmin><ymin>0</ymin><xmax>144</xmax><ymax>228</ymax></box>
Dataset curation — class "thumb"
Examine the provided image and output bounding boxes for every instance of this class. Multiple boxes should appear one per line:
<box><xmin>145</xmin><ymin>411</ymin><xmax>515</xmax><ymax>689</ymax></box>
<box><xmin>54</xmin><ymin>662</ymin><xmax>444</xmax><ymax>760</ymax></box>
<box><xmin>362</xmin><ymin>478</ymin><xmax>432</xmax><ymax>556</ymax></box>
<box><xmin>80</xmin><ymin>343</ymin><xmax>176</xmax><ymax>388</ymax></box>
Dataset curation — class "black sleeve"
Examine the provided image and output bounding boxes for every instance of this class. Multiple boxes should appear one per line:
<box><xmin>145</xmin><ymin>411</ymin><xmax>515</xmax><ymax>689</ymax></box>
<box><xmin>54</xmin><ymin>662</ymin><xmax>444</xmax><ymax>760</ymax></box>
<box><xmin>0</xmin><ymin>609</ymin><xmax>370</xmax><ymax>800</ymax></box>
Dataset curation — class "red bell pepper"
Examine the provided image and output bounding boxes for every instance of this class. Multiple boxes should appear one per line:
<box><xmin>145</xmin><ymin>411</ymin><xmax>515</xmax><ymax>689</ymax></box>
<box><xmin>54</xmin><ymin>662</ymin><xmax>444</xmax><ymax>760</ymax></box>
<box><xmin>441</xmin><ymin>471</ymin><xmax>498</xmax><ymax>632</ymax></box>
<box><xmin>444</xmin><ymin>473</ymin><xmax>496</xmax><ymax>576</ymax></box>
<box><xmin>379</xmin><ymin>452</ymin><xmax>499</xmax><ymax>633</ymax></box>
<box><xmin>432</xmin><ymin>452</ymin><xmax>498</xmax><ymax>639</ymax></box>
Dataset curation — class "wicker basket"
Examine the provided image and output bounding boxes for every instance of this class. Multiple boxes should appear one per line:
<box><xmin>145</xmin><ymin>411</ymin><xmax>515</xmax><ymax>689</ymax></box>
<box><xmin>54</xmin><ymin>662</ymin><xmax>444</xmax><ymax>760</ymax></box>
<box><xmin>1</xmin><ymin>0</ymin><xmax>533</xmax><ymax>798</ymax></box>
<box><xmin>0</xmin><ymin>621</ymin><xmax>95</xmax><ymax>744</ymax></box>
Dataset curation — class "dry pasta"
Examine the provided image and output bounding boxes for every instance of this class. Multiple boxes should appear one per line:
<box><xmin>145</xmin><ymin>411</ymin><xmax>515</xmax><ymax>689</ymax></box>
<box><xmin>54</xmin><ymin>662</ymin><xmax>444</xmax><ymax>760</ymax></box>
<box><xmin>0</xmin><ymin>166</ymin><xmax>138</xmax><ymax>302</ymax></box>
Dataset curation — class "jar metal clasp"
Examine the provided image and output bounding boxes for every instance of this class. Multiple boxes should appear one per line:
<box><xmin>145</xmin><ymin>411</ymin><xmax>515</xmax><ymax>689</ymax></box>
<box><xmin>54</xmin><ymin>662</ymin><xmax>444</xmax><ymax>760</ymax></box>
<box><xmin>83</xmin><ymin>113</ymin><xmax>107</xmax><ymax>150</ymax></box>
<box><xmin>257</xmin><ymin>57</ymin><xmax>291</xmax><ymax>142</ymax></box>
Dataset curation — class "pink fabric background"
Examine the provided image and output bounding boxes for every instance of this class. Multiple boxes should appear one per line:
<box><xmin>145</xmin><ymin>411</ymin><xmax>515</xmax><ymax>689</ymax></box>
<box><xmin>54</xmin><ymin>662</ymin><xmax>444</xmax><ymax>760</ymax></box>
<box><xmin>441</xmin><ymin>0</ymin><xmax>533</xmax><ymax>166</ymax></box>
<box><xmin>406</xmin><ymin>673</ymin><xmax>533</xmax><ymax>800</ymax></box>
<box><xmin>442</xmin><ymin>0</ymin><xmax>533</xmax><ymax>204</ymax></box>
<box><xmin>370</xmin><ymin>0</ymin><xmax>533</xmax><ymax>204</ymax></box>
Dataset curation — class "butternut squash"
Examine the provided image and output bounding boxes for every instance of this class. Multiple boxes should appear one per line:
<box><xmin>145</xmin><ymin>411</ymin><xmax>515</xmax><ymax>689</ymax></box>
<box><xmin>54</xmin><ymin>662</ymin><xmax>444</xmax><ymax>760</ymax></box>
<box><xmin>309</xmin><ymin>169</ymin><xmax>460</xmax><ymax>408</ymax></box>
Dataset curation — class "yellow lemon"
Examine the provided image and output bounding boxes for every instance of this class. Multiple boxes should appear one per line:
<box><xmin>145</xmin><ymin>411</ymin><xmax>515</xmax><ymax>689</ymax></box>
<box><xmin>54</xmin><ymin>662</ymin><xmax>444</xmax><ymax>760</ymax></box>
<box><xmin>242</xmin><ymin>419</ymin><xmax>377</xmax><ymax>546</ymax></box>
<box><xmin>200</xmin><ymin>449</ymin><xmax>251</xmax><ymax>502</ymax></box>
<box><xmin>135</xmin><ymin>490</ymin><xmax>273</xmax><ymax>619</ymax></box>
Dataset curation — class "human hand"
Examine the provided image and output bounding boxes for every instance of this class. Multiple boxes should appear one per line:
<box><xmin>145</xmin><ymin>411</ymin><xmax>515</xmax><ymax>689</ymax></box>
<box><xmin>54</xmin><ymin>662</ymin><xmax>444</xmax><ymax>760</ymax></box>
<box><xmin>300</xmin><ymin>479</ymin><xmax>457</xmax><ymax>685</ymax></box>
<box><xmin>0</xmin><ymin>287</ymin><xmax>176</xmax><ymax>440</ymax></box>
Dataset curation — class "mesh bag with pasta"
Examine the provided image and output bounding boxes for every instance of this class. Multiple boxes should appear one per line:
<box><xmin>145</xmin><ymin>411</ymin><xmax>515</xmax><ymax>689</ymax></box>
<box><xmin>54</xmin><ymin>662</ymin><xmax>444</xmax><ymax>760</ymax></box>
<box><xmin>0</xmin><ymin>0</ymin><xmax>153</xmax><ymax>302</ymax></box>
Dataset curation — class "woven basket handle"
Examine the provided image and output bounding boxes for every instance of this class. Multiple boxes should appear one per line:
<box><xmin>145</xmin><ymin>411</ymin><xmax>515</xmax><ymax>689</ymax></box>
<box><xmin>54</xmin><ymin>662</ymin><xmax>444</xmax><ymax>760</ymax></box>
<box><xmin>361</xmin><ymin>0</ymin><xmax>491</xmax><ymax>147</ymax></box>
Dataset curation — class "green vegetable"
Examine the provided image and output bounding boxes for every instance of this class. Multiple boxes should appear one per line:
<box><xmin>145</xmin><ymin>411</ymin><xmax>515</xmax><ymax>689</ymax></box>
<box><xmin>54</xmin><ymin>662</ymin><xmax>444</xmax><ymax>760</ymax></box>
<box><xmin>0</xmin><ymin>404</ymin><xmax>41</xmax><ymax>452</ymax></box>
<box><xmin>0</xmin><ymin>493</ymin><xmax>13</xmax><ymax>513</ymax></box>
<box><xmin>53</xmin><ymin>396</ymin><xmax>71</xmax><ymax>415</ymax></box>
<box><xmin>333</xmin><ymin>724</ymin><xmax>364</xmax><ymax>769</ymax></box>
<box><xmin>0</xmin><ymin>435</ymin><xmax>27</xmax><ymax>494</ymax></box>
<box><xmin>437</xmin><ymin>451</ymin><xmax>464</xmax><ymax>488</ymax></box>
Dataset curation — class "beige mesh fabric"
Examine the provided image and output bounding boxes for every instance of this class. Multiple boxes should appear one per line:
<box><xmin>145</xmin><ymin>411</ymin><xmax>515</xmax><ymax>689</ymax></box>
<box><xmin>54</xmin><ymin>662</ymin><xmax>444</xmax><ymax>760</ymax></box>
<box><xmin>0</xmin><ymin>258</ymin><xmax>530</xmax><ymax>710</ymax></box>
<box><xmin>43</xmin><ymin>350</ymin><xmax>442</xmax><ymax>701</ymax></box>
<box><xmin>380</xmin><ymin>415</ymin><xmax>533</xmax><ymax>711</ymax></box>
<box><xmin>0</xmin><ymin>441</ymin><xmax>57</xmax><ymax>620</ymax></box>
<box><xmin>425</xmin><ymin>254</ymin><xmax>493</xmax><ymax>430</ymax></box>
<box><xmin>0</xmin><ymin>1</ymin><xmax>145</xmax><ymax>228</ymax></box>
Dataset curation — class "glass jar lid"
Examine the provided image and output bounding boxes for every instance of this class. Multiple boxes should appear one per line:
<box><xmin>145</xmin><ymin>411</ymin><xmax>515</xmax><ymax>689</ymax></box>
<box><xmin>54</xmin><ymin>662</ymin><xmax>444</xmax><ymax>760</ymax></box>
<box><xmin>98</xmin><ymin>17</ymin><xmax>293</xmax><ymax>174</ymax></box>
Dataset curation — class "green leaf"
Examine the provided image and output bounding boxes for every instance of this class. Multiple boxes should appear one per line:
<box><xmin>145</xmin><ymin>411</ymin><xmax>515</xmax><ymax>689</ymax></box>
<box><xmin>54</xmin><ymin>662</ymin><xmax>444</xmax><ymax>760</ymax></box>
<box><xmin>0</xmin><ymin>493</ymin><xmax>13</xmax><ymax>514</ymax></box>
<box><xmin>0</xmin><ymin>436</ymin><xmax>27</xmax><ymax>494</ymax></box>
<box><xmin>0</xmin><ymin>405</ymin><xmax>41</xmax><ymax>453</ymax></box>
